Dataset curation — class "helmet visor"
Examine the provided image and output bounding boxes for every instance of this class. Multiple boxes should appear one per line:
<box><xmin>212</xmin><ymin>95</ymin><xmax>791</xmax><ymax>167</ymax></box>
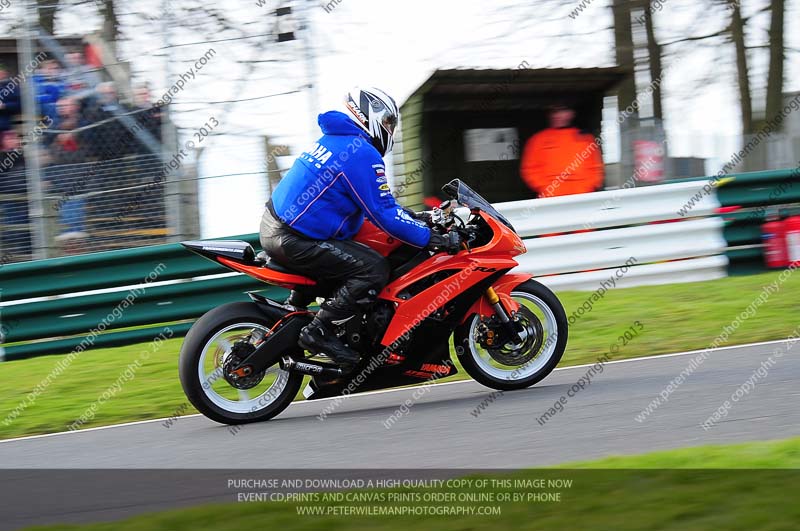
<box><xmin>381</xmin><ymin>112</ymin><xmax>398</xmax><ymax>135</ymax></box>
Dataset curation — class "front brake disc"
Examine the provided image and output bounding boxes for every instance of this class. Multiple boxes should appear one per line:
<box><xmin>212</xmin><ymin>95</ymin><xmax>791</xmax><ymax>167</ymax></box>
<box><xmin>485</xmin><ymin>307</ymin><xmax>544</xmax><ymax>366</ymax></box>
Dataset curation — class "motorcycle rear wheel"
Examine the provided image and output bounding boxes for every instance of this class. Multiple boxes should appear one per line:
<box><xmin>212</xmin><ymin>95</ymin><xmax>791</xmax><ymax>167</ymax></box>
<box><xmin>179</xmin><ymin>302</ymin><xmax>304</xmax><ymax>425</ymax></box>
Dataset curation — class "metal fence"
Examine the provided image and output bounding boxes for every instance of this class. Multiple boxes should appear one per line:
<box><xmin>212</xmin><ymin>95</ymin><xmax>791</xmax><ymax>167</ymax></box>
<box><xmin>0</xmin><ymin>35</ymin><xmax>181</xmax><ymax>261</ymax></box>
<box><xmin>0</xmin><ymin>45</ymin><xmax>289</xmax><ymax>265</ymax></box>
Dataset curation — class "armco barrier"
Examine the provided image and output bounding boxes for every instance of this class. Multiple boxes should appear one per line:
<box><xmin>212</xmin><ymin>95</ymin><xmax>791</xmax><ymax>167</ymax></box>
<box><xmin>0</xmin><ymin>232</ymin><xmax>259</xmax><ymax>301</ymax></box>
<box><xmin>499</xmin><ymin>180</ymin><xmax>720</xmax><ymax>236</ymax></box>
<box><xmin>516</xmin><ymin>218</ymin><xmax>726</xmax><ymax>276</ymax></box>
<box><xmin>538</xmin><ymin>256</ymin><xmax>729</xmax><ymax>292</ymax></box>
<box><xmin>713</xmin><ymin>167</ymin><xmax>800</xmax><ymax>208</ymax></box>
<box><xmin>496</xmin><ymin>181</ymin><xmax>728</xmax><ymax>289</ymax></box>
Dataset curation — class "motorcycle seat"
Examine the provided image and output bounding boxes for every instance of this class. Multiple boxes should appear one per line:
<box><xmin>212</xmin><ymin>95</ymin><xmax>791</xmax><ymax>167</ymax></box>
<box><xmin>254</xmin><ymin>250</ymin><xmax>304</xmax><ymax>276</ymax></box>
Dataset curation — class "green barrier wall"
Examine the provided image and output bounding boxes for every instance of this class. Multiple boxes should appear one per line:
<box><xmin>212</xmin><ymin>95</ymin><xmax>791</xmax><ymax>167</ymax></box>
<box><xmin>674</xmin><ymin>167</ymin><xmax>800</xmax><ymax>274</ymax></box>
<box><xmin>0</xmin><ymin>234</ymin><xmax>286</xmax><ymax>361</ymax></box>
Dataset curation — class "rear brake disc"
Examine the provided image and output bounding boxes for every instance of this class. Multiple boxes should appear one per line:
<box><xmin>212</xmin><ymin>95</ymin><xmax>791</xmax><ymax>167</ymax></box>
<box><xmin>222</xmin><ymin>340</ymin><xmax>267</xmax><ymax>390</ymax></box>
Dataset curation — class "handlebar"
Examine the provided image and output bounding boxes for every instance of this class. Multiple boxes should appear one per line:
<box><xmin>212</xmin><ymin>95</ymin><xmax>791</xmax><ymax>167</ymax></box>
<box><xmin>418</xmin><ymin>200</ymin><xmax>481</xmax><ymax>253</ymax></box>
<box><xmin>429</xmin><ymin>221</ymin><xmax>477</xmax><ymax>254</ymax></box>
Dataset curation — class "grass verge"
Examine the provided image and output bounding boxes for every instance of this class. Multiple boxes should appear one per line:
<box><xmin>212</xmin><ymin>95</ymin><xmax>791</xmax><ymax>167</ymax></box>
<box><xmin>1</xmin><ymin>270</ymin><xmax>798</xmax><ymax>439</ymax></box>
<box><xmin>22</xmin><ymin>437</ymin><xmax>800</xmax><ymax>531</ymax></box>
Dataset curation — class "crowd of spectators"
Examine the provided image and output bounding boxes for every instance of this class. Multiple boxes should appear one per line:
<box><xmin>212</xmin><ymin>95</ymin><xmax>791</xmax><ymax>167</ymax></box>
<box><xmin>0</xmin><ymin>47</ymin><xmax>165</xmax><ymax>256</ymax></box>
<box><xmin>35</xmin><ymin>58</ymin><xmax>163</xmax><ymax>165</ymax></box>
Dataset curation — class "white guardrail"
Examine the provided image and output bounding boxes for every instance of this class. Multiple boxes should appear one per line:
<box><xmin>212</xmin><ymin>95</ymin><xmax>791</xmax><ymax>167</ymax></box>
<box><xmin>489</xmin><ymin>180</ymin><xmax>727</xmax><ymax>291</ymax></box>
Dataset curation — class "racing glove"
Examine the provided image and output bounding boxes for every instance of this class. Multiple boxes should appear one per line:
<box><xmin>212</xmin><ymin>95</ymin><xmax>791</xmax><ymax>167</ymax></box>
<box><xmin>403</xmin><ymin>207</ymin><xmax>433</xmax><ymax>226</ymax></box>
<box><xmin>426</xmin><ymin>231</ymin><xmax>461</xmax><ymax>255</ymax></box>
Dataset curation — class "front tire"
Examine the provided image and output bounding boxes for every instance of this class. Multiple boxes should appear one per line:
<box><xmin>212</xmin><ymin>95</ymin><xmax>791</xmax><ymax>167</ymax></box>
<box><xmin>179</xmin><ymin>302</ymin><xmax>304</xmax><ymax>425</ymax></box>
<box><xmin>455</xmin><ymin>280</ymin><xmax>568</xmax><ymax>391</ymax></box>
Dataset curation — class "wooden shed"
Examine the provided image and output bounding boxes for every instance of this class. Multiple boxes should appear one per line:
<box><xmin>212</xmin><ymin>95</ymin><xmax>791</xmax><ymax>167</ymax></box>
<box><xmin>392</xmin><ymin>67</ymin><xmax>628</xmax><ymax>208</ymax></box>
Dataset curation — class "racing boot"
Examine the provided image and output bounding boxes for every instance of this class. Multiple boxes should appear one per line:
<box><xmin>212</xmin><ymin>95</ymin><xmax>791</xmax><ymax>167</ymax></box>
<box><xmin>298</xmin><ymin>308</ymin><xmax>360</xmax><ymax>369</ymax></box>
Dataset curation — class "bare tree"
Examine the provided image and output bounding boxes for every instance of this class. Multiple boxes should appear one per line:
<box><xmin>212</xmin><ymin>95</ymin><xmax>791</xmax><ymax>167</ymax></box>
<box><xmin>765</xmin><ymin>0</ymin><xmax>784</xmax><ymax>126</ymax></box>
<box><xmin>612</xmin><ymin>0</ymin><xmax>638</xmax><ymax>121</ymax></box>
<box><xmin>728</xmin><ymin>0</ymin><xmax>753</xmax><ymax>135</ymax></box>
<box><xmin>642</xmin><ymin>0</ymin><xmax>664</xmax><ymax>121</ymax></box>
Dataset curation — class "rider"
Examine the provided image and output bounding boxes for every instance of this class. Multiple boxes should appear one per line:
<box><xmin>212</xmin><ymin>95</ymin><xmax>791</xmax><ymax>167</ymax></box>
<box><xmin>260</xmin><ymin>87</ymin><xmax>453</xmax><ymax>368</ymax></box>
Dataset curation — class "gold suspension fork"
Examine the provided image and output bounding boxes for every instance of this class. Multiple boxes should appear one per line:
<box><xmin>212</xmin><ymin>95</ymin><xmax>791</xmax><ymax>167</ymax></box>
<box><xmin>485</xmin><ymin>287</ymin><xmax>520</xmax><ymax>342</ymax></box>
<box><xmin>485</xmin><ymin>287</ymin><xmax>509</xmax><ymax>321</ymax></box>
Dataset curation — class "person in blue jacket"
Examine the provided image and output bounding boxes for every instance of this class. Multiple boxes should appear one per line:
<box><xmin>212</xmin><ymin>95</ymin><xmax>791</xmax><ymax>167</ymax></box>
<box><xmin>0</xmin><ymin>65</ymin><xmax>22</xmax><ymax>133</ymax></box>
<box><xmin>33</xmin><ymin>60</ymin><xmax>66</xmax><ymax>121</ymax></box>
<box><xmin>260</xmin><ymin>87</ymin><xmax>453</xmax><ymax>368</ymax></box>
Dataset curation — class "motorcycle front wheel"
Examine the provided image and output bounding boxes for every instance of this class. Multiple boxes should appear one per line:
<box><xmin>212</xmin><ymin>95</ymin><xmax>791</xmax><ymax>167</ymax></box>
<box><xmin>454</xmin><ymin>280</ymin><xmax>568</xmax><ymax>391</ymax></box>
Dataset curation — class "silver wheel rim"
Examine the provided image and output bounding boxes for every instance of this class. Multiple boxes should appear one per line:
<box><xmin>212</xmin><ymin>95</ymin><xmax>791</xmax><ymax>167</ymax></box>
<box><xmin>467</xmin><ymin>291</ymin><xmax>559</xmax><ymax>380</ymax></box>
<box><xmin>197</xmin><ymin>322</ymin><xmax>291</xmax><ymax>414</ymax></box>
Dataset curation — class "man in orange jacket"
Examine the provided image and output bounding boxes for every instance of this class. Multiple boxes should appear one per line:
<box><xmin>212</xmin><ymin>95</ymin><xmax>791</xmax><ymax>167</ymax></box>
<box><xmin>520</xmin><ymin>104</ymin><xmax>604</xmax><ymax>198</ymax></box>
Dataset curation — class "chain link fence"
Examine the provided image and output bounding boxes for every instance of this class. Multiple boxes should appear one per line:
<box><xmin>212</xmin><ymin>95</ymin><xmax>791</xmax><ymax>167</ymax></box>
<box><xmin>0</xmin><ymin>34</ymin><xmax>200</xmax><ymax>263</ymax></box>
<box><xmin>1</xmin><ymin>101</ymin><xmax>182</xmax><ymax>262</ymax></box>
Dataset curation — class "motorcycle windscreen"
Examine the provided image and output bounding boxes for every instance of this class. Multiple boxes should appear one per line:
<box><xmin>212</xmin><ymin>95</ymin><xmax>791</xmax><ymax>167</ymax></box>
<box><xmin>443</xmin><ymin>179</ymin><xmax>516</xmax><ymax>232</ymax></box>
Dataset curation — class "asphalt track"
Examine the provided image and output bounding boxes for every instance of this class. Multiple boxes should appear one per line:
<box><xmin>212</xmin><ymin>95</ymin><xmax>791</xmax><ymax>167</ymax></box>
<box><xmin>1</xmin><ymin>340</ymin><xmax>798</xmax><ymax>529</ymax></box>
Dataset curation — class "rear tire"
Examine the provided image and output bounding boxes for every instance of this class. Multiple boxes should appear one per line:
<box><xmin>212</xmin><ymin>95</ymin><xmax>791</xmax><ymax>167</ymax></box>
<box><xmin>455</xmin><ymin>280</ymin><xmax>568</xmax><ymax>391</ymax></box>
<box><xmin>179</xmin><ymin>302</ymin><xmax>304</xmax><ymax>425</ymax></box>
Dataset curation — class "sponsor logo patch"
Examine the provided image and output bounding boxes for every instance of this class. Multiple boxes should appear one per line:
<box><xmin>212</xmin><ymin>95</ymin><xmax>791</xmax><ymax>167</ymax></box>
<box><xmin>420</xmin><ymin>363</ymin><xmax>452</xmax><ymax>375</ymax></box>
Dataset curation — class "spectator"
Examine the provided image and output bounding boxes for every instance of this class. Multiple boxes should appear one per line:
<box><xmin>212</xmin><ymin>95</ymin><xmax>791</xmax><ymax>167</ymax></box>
<box><xmin>82</xmin><ymin>81</ymin><xmax>128</xmax><ymax>159</ymax></box>
<box><xmin>33</xmin><ymin>60</ymin><xmax>66</xmax><ymax>121</ymax></box>
<box><xmin>43</xmin><ymin>96</ymin><xmax>89</xmax><ymax>242</ymax></box>
<box><xmin>128</xmin><ymin>82</ymin><xmax>166</xmax><ymax>229</ymax></box>
<box><xmin>63</xmin><ymin>50</ymin><xmax>95</xmax><ymax>93</ymax></box>
<box><xmin>520</xmin><ymin>103</ymin><xmax>604</xmax><ymax>198</ymax></box>
<box><xmin>132</xmin><ymin>82</ymin><xmax>163</xmax><ymax>149</ymax></box>
<box><xmin>0</xmin><ymin>65</ymin><xmax>21</xmax><ymax>134</ymax></box>
<box><xmin>85</xmin><ymin>81</ymin><xmax>123</xmax><ymax>117</ymax></box>
<box><xmin>45</xmin><ymin>96</ymin><xmax>84</xmax><ymax>164</ymax></box>
<box><xmin>0</xmin><ymin>130</ymin><xmax>31</xmax><ymax>256</ymax></box>
<box><xmin>132</xmin><ymin>83</ymin><xmax>153</xmax><ymax>111</ymax></box>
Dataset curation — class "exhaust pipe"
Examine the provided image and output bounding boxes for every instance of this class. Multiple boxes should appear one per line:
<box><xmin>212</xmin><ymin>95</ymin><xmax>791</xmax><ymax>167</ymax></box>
<box><xmin>281</xmin><ymin>357</ymin><xmax>344</xmax><ymax>378</ymax></box>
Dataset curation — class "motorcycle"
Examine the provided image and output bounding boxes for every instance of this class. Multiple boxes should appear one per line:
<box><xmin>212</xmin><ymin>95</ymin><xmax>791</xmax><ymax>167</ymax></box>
<box><xmin>178</xmin><ymin>179</ymin><xmax>568</xmax><ymax>425</ymax></box>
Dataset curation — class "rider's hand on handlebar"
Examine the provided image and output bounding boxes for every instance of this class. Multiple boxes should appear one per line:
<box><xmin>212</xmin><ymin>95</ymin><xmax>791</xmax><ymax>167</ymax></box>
<box><xmin>426</xmin><ymin>230</ymin><xmax>461</xmax><ymax>255</ymax></box>
<box><xmin>403</xmin><ymin>207</ymin><xmax>434</xmax><ymax>226</ymax></box>
<box><xmin>414</xmin><ymin>210</ymin><xmax>434</xmax><ymax>225</ymax></box>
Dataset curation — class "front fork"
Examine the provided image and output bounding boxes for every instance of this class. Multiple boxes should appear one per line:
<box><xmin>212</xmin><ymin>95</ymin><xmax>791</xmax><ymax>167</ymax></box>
<box><xmin>485</xmin><ymin>287</ymin><xmax>522</xmax><ymax>342</ymax></box>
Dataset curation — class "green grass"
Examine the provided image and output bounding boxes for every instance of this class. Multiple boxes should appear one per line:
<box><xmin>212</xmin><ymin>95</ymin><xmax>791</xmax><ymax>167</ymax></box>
<box><xmin>1</xmin><ymin>271</ymin><xmax>798</xmax><ymax>439</ymax></box>
<box><xmin>564</xmin><ymin>434</ymin><xmax>800</xmax><ymax>468</ymax></box>
<box><xmin>554</xmin><ymin>269</ymin><xmax>799</xmax><ymax>366</ymax></box>
<box><xmin>23</xmin><ymin>437</ymin><xmax>800</xmax><ymax>531</ymax></box>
